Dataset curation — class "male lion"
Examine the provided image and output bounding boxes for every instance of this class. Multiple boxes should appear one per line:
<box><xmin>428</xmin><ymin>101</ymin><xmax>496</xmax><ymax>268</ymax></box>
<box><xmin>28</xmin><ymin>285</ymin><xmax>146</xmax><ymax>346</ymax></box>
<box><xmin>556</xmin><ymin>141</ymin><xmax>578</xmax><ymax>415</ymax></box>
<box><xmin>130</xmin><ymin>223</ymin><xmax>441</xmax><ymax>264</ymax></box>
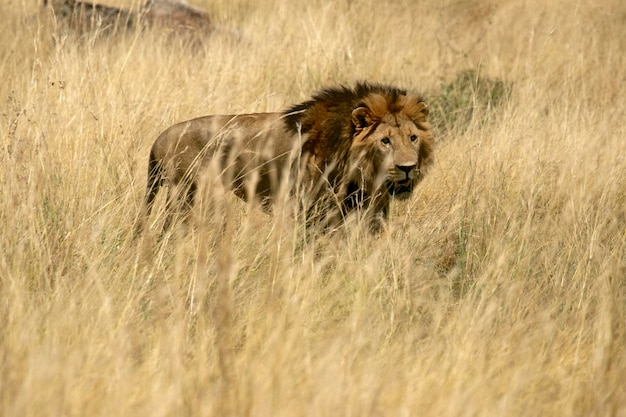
<box><xmin>136</xmin><ymin>82</ymin><xmax>434</xmax><ymax>235</ymax></box>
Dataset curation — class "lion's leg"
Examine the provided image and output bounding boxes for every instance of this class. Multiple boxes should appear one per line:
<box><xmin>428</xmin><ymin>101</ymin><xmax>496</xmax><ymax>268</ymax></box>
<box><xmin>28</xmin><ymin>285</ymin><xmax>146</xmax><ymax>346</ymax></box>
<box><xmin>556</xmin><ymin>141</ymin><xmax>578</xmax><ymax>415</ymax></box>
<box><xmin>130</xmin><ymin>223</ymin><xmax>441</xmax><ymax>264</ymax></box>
<box><xmin>303</xmin><ymin>194</ymin><xmax>344</xmax><ymax>234</ymax></box>
<box><xmin>134</xmin><ymin>151</ymin><xmax>163</xmax><ymax>238</ymax></box>
<box><xmin>183</xmin><ymin>182</ymin><xmax>197</xmax><ymax>218</ymax></box>
<box><xmin>367</xmin><ymin>194</ymin><xmax>390</xmax><ymax>234</ymax></box>
<box><xmin>368</xmin><ymin>211</ymin><xmax>388</xmax><ymax>234</ymax></box>
<box><xmin>162</xmin><ymin>181</ymin><xmax>197</xmax><ymax>233</ymax></box>
<box><xmin>143</xmin><ymin>159</ymin><xmax>162</xmax><ymax>217</ymax></box>
<box><xmin>162</xmin><ymin>188</ymin><xmax>176</xmax><ymax>233</ymax></box>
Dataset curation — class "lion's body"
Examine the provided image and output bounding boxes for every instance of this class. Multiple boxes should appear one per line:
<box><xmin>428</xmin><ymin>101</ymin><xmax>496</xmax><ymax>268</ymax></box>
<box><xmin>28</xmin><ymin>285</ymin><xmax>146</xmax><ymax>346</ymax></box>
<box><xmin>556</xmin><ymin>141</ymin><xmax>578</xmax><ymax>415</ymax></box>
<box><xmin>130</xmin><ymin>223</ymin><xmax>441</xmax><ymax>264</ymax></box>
<box><xmin>137</xmin><ymin>82</ymin><xmax>434</xmax><ymax>234</ymax></box>
<box><xmin>147</xmin><ymin>112</ymin><xmax>301</xmax><ymax>209</ymax></box>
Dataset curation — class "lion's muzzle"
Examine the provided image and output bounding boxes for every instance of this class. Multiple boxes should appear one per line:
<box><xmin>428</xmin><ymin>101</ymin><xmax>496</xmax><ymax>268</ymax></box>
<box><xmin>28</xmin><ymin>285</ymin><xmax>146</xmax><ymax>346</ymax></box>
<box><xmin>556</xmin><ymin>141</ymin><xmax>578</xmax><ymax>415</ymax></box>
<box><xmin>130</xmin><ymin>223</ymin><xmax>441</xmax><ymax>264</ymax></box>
<box><xmin>387</xmin><ymin>164</ymin><xmax>417</xmax><ymax>198</ymax></box>
<box><xmin>387</xmin><ymin>179</ymin><xmax>413</xmax><ymax>198</ymax></box>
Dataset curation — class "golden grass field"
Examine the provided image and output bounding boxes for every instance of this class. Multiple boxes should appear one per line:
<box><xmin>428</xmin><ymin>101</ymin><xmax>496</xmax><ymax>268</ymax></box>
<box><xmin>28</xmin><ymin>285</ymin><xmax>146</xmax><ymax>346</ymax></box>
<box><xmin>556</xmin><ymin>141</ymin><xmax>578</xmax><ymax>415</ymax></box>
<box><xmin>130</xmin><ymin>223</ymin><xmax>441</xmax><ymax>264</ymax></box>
<box><xmin>1</xmin><ymin>0</ymin><xmax>625</xmax><ymax>415</ymax></box>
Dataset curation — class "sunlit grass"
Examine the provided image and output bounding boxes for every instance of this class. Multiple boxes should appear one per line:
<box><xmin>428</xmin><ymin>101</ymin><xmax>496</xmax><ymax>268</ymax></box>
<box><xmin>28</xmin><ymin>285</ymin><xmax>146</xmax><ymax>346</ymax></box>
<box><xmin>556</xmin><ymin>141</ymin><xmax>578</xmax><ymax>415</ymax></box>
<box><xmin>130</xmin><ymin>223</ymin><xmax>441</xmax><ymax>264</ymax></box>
<box><xmin>1</xmin><ymin>0</ymin><xmax>625</xmax><ymax>416</ymax></box>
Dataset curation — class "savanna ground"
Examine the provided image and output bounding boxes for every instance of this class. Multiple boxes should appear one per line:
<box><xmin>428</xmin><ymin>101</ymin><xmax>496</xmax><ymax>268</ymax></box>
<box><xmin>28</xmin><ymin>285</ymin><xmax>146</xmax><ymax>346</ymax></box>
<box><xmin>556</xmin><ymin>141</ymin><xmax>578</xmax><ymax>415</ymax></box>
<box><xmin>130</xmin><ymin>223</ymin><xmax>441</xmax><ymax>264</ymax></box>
<box><xmin>1</xmin><ymin>0</ymin><xmax>626</xmax><ymax>415</ymax></box>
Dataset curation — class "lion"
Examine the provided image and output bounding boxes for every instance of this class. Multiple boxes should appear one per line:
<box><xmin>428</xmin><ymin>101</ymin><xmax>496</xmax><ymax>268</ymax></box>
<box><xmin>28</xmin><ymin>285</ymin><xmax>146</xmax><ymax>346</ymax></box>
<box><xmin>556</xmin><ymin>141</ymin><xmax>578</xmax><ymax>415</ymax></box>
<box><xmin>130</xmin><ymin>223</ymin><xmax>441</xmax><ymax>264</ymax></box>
<box><xmin>135</xmin><ymin>82</ymin><xmax>434</xmax><ymax>235</ymax></box>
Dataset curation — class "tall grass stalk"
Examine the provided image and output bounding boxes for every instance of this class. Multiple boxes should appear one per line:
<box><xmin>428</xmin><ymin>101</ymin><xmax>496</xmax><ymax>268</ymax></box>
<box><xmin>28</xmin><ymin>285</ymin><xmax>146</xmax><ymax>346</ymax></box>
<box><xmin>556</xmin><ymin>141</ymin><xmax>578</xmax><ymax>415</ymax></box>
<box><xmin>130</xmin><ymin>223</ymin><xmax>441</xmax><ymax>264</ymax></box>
<box><xmin>1</xmin><ymin>0</ymin><xmax>625</xmax><ymax>416</ymax></box>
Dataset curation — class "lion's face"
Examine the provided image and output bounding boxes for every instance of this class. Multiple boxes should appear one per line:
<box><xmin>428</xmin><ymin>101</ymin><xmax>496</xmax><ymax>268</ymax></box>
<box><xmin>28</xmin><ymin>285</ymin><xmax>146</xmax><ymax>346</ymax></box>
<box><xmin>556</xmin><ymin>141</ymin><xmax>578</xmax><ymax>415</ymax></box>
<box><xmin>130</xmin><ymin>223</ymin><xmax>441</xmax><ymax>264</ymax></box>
<box><xmin>349</xmin><ymin>102</ymin><xmax>432</xmax><ymax>200</ymax></box>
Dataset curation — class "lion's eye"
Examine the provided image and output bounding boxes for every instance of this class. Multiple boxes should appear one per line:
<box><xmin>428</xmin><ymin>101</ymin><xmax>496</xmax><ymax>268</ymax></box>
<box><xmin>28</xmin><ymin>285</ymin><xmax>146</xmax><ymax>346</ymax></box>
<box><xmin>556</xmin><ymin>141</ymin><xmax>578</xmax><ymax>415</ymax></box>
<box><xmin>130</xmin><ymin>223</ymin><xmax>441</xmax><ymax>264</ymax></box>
<box><xmin>410</xmin><ymin>134</ymin><xmax>418</xmax><ymax>142</ymax></box>
<box><xmin>381</xmin><ymin>137</ymin><xmax>391</xmax><ymax>145</ymax></box>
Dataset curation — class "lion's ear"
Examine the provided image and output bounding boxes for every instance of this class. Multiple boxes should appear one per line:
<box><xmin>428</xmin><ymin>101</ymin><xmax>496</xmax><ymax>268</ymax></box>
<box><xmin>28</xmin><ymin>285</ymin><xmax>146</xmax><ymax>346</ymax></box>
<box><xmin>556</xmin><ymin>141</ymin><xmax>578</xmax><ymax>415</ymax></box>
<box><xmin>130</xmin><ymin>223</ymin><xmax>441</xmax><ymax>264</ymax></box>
<box><xmin>351</xmin><ymin>107</ymin><xmax>376</xmax><ymax>131</ymax></box>
<box><xmin>417</xmin><ymin>101</ymin><xmax>429</xmax><ymax>117</ymax></box>
<box><xmin>412</xmin><ymin>100</ymin><xmax>429</xmax><ymax>122</ymax></box>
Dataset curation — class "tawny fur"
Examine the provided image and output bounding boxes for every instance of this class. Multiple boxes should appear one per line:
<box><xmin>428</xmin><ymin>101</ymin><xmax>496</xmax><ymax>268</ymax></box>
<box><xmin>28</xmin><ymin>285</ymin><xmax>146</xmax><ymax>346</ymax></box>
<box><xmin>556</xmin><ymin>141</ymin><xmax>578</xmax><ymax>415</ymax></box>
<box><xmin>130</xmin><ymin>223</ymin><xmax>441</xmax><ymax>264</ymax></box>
<box><xmin>136</xmin><ymin>82</ymin><xmax>434</xmax><ymax>235</ymax></box>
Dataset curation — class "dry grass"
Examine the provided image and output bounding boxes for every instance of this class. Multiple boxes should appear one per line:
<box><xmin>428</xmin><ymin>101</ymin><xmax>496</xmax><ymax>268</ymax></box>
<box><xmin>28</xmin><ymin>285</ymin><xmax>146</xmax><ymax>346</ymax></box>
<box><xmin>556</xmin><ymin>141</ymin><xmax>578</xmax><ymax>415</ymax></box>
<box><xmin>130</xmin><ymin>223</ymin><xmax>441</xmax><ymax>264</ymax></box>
<box><xmin>2</xmin><ymin>0</ymin><xmax>626</xmax><ymax>416</ymax></box>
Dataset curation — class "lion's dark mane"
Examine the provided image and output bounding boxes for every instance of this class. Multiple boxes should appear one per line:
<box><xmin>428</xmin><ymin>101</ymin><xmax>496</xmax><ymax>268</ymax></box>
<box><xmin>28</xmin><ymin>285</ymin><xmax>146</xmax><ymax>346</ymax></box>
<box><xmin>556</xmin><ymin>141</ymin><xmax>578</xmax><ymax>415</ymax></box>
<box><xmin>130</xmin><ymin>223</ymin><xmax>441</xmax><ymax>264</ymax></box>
<box><xmin>283</xmin><ymin>82</ymin><xmax>413</xmax><ymax>183</ymax></box>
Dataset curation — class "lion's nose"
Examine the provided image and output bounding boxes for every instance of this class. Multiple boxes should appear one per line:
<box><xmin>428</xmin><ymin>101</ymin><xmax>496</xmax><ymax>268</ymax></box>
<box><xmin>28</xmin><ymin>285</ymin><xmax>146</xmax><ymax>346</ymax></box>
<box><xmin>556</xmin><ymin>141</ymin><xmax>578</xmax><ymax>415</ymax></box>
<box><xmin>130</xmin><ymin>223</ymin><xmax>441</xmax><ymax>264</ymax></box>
<box><xmin>397</xmin><ymin>164</ymin><xmax>416</xmax><ymax>174</ymax></box>
<box><xmin>396</xmin><ymin>164</ymin><xmax>416</xmax><ymax>180</ymax></box>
